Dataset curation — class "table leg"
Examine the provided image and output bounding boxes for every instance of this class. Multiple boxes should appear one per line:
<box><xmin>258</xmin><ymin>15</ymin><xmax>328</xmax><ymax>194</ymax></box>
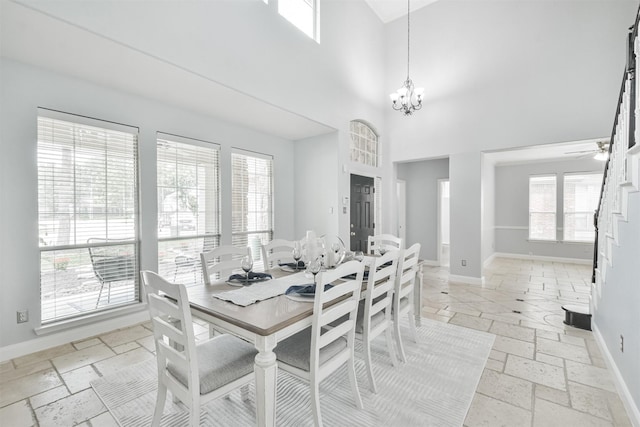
<box><xmin>414</xmin><ymin>268</ymin><xmax>423</xmax><ymax>327</ymax></box>
<box><xmin>254</xmin><ymin>335</ymin><xmax>278</xmax><ymax>427</ymax></box>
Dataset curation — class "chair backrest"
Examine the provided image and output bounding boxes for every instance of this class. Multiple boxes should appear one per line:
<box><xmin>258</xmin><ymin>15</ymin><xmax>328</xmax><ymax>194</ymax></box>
<box><xmin>87</xmin><ymin>238</ymin><xmax>136</xmax><ymax>283</ymax></box>
<box><xmin>310</xmin><ymin>260</ymin><xmax>364</xmax><ymax>374</ymax></box>
<box><xmin>395</xmin><ymin>243</ymin><xmax>421</xmax><ymax>303</ymax></box>
<box><xmin>200</xmin><ymin>245</ymin><xmax>250</xmax><ymax>285</ymax></box>
<box><xmin>260</xmin><ymin>239</ymin><xmax>296</xmax><ymax>271</ymax></box>
<box><xmin>367</xmin><ymin>234</ymin><xmax>403</xmax><ymax>255</ymax></box>
<box><xmin>140</xmin><ymin>271</ymin><xmax>199</xmax><ymax>397</ymax></box>
<box><xmin>362</xmin><ymin>250</ymin><xmax>400</xmax><ymax>327</ymax></box>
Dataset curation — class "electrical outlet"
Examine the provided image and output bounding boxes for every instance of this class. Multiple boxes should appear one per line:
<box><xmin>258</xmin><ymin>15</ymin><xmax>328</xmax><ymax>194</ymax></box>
<box><xmin>17</xmin><ymin>310</ymin><xmax>28</xmax><ymax>324</ymax></box>
<box><xmin>461</xmin><ymin>259</ymin><xmax>467</xmax><ymax>267</ymax></box>
<box><xmin>620</xmin><ymin>334</ymin><xmax>624</xmax><ymax>352</ymax></box>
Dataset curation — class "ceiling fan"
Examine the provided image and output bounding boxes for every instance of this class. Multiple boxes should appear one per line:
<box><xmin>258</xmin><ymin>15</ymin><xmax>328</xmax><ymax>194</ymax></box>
<box><xmin>565</xmin><ymin>140</ymin><xmax>610</xmax><ymax>161</ymax></box>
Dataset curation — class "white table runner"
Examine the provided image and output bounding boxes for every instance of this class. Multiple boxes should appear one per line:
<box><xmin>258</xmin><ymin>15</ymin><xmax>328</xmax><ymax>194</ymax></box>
<box><xmin>213</xmin><ymin>272</ymin><xmax>312</xmax><ymax>306</ymax></box>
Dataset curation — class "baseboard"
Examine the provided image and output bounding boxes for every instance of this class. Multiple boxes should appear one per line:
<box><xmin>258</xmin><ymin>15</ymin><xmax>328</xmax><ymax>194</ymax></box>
<box><xmin>448</xmin><ymin>274</ymin><xmax>485</xmax><ymax>286</ymax></box>
<box><xmin>422</xmin><ymin>259</ymin><xmax>440</xmax><ymax>267</ymax></box>
<box><xmin>493</xmin><ymin>252</ymin><xmax>592</xmax><ymax>265</ymax></box>
<box><xmin>483</xmin><ymin>253</ymin><xmax>497</xmax><ymax>269</ymax></box>
<box><xmin>0</xmin><ymin>311</ymin><xmax>150</xmax><ymax>362</ymax></box>
<box><xmin>592</xmin><ymin>322</ymin><xmax>640</xmax><ymax>427</ymax></box>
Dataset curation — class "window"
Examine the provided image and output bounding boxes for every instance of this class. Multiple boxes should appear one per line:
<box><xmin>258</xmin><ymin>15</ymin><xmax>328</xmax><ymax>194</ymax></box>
<box><xmin>37</xmin><ymin>110</ymin><xmax>139</xmax><ymax>323</ymax></box>
<box><xmin>563</xmin><ymin>173</ymin><xmax>602</xmax><ymax>242</ymax></box>
<box><xmin>350</xmin><ymin>120</ymin><xmax>379</xmax><ymax>167</ymax></box>
<box><xmin>279</xmin><ymin>0</ymin><xmax>319</xmax><ymax>41</ymax></box>
<box><xmin>157</xmin><ymin>133</ymin><xmax>220</xmax><ymax>285</ymax></box>
<box><xmin>232</xmin><ymin>150</ymin><xmax>273</xmax><ymax>268</ymax></box>
<box><xmin>529</xmin><ymin>175</ymin><xmax>556</xmax><ymax>240</ymax></box>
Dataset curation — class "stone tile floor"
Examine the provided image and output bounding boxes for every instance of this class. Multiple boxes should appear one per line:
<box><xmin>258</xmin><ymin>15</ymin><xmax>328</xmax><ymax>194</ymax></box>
<box><xmin>0</xmin><ymin>257</ymin><xmax>632</xmax><ymax>426</ymax></box>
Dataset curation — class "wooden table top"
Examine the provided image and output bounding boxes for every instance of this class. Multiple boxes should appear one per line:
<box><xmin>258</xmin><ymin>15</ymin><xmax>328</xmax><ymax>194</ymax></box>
<box><xmin>186</xmin><ymin>267</ymin><xmax>316</xmax><ymax>336</ymax></box>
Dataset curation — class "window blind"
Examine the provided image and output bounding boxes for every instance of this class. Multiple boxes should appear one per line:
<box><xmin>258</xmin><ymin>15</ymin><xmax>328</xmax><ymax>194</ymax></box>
<box><xmin>563</xmin><ymin>173</ymin><xmax>602</xmax><ymax>242</ymax></box>
<box><xmin>157</xmin><ymin>133</ymin><xmax>221</xmax><ymax>285</ymax></box>
<box><xmin>529</xmin><ymin>175</ymin><xmax>556</xmax><ymax>241</ymax></box>
<box><xmin>37</xmin><ymin>110</ymin><xmax>139</xmax><ymax>323</ymax></box>
<box><xmin>231</xmin><ymin>150</ymin><xmax>274</xmax><ymax>267</ymax></box>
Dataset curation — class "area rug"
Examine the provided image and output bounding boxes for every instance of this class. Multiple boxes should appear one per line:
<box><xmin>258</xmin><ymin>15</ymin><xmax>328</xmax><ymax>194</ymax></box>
<box><xmin>91</xmin><ymin>318</ymin><xmax>495</xmax><ymax>426</ymax></box>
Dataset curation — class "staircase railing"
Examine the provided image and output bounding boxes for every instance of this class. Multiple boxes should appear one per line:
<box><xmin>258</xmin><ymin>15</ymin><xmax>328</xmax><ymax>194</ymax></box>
<box><xmin>592</xmin><ymin>8</ymin><xmax>640</xmax><ymax>284</ymax></box>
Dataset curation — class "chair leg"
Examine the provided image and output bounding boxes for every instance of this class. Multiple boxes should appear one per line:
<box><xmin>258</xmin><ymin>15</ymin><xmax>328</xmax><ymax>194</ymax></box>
<box><xmin>188</xmin><ymin>398</ymin><xmax>200</xmax><ymax>427</ymax></box>
<box><xmin>347</xmin><ymin>357</ymin><xmax>364</xmax><ymax>410</ymax></box>
<box><xmin>385</xmin><ymin>326</ymin><xmax>398</xmax><ymax>367</ymax></box>
<box><xmin>310</xmin><ymin>380</ymin><xmax>323</xmax><ymax>427</ymax></box>
<box><xmin>96</xmin><ymin>284</ymin><xmax>105</xmax><ymax>309</ymax></box>
<box><xmin>240</xmin><ymin>384</ymin><xmax>250</xmax><ymax>401</ymax></box>
<box><xmin>362</xmin><ymin>336</ymin><xmax>377</xmax><ymax>393</ymax></box>
<box><xmin>151</xmin><ymin>382</ymin><xmax>167</xmax><ymax>427</ymax></box>
<box><xmin>407</xmin><ymin>310</ymin><xmax>418</xmax><ymax>343</ymax></box>
<box><xmin>394</xmin><ymin>315</ymin><xmax>407</xmax><ymax>363</ymax></box>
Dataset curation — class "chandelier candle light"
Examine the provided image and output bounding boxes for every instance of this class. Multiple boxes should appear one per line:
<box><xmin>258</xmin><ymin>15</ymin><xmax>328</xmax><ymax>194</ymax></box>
<box><xmin>390</xmin><ymin>0</ymin><xmax>424</xmax><ymax>115</ymax></box>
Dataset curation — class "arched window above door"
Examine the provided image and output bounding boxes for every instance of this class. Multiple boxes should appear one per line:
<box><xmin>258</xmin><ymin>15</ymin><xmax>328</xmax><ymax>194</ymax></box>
<box><xmin>349</xmin><ymin>120</ymin><xmax>379</xmax><ymax>167</ymax></box>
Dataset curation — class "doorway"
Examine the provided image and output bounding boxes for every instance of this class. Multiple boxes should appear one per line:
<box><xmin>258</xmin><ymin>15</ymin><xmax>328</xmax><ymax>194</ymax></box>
<box><xmin>350</xmin><ymin>174</ymin><xmax>374</xmax><ymax>251</ymax></box>
<box><xmin>438</xmin><ymin>179</ymin><xmax>450</xmax><ymax>267</ymax></box>
<box><xmin>397</xmin><ymin>180</ymin><xmax>406</xmax><ymax>243</ymax></box>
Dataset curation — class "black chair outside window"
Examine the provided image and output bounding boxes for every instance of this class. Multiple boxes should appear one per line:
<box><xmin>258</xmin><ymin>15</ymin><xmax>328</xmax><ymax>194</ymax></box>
<box><xmin>88</xmin><ymin>238</ymin><xmax>136</xmax><ymax>308</ymax></box>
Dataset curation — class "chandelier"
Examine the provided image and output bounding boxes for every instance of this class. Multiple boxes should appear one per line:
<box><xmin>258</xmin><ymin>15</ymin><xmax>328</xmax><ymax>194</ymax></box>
<box><xmin>390</xmin><ymin>0</ymin><xmax>424</xmax><ymax>116</ymax></box>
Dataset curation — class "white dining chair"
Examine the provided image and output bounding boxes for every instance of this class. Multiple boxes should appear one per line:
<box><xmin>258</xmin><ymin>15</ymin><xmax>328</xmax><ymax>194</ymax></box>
<box><xmin>367</xmin><ymin>233</ymin><xmax>403</xmax><ymax>255</ymax></box>
<box><xmin>356</xmin><ymin>249</ymin><xmax>399</xmax><ymax>393</ymax></box>
<box><xmin>260</xmin><ymin>238</ymin><xmax>296</xmax><ymax>271</ymax></box>
<box><xmin>393</xmin><ymin>243</ymin><xmax>421</xmax><ymax>363</ymax></box>
<box><xmin>141</xmin><ymin>271</ymin><xmax>257</xmax><ymax>427</ymax></box>
<box><xmin>275</xmin><ymin>260</ymin><xmax>365</xmax><ymax>427</ymax></box>
<box><xmin>200</xmin><ymin>245</ymin><xmax>250</xmax><ymax>285</ymax></box>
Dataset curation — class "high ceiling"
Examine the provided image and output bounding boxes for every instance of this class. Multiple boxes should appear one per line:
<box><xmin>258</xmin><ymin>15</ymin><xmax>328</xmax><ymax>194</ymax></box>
<box><xmin>0</xmin><ymin>0</ymin><xmax>336</xmax><ymax>141</ymax></box>
<box><xmin>363</xmin><ymin>0</ymin><xmax>440</xmax><ymax>23</ymax></box>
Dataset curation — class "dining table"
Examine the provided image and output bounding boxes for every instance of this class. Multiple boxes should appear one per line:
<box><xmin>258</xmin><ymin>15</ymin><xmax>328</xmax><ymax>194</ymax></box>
<box><xmin>185</xmin><ymin>259</ymin><xmax>424</xmax><ymax>427</ymax></box>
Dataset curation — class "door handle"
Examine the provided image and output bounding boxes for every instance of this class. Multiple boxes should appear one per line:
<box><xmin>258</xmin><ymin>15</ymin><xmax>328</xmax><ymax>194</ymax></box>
<box><xmin>350</xmin><ymin>232</ymin><xmax>356</xmax><ymax>236</ymax></box>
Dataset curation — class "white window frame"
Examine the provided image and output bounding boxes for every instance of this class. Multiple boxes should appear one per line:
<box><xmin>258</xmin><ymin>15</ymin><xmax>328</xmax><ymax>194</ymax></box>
<box><xmin>157</xmin><ymin>133</ymin><xmax>221</xmax><ymax>285</ymax></box>
<box><xmin>562</xmin><ymin>172</ymin><xmax>602</xmax><ymax>243</ymax></box>
<box><xmin>37</xmin><ymin>108</ymin><xmax>139</xmax><ymax>324</ymax></box>
<box><xmin>528</xmin><ymin>174</ymin><xmax>557</xmax><ymax>241</ymax></box>
<box><xmin>278</xmin><ymin>0</ymin><xmax>320</xmax><ymax>42</ymax></box>
<box><xmin>350</xmin><ymin>120</ymin><xmax>379</xmax><ymax>168</ymax></box>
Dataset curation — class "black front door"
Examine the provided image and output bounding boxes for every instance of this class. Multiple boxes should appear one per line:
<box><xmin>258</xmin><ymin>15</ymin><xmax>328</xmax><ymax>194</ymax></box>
<box><xmin>350</xmin><ymin>174</ymin><xmax>374</xmax><ymax>251</ymax></box>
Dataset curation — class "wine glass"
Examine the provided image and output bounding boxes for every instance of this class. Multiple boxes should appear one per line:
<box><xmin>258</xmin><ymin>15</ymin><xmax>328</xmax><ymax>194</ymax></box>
<box><xmin>378</xmin><ymin>245</ymin><xmax>387</xmax><ymax>256</ymax></box>
<box><xmin>241</xmin><ymin>253</ymin><xmax>253</xmax><ymax>285</ymax></box>
<box><xmin>292</xmin><ymin>241</ymin><xmax>302</xmax><ymax>270</ymax></box>
<box><xmin>354</xmin><ymin>251</ymin><xmax>364</xmax><ymax>262</ymax></box>
<box><xmin>308</xmin><ymin>257</ymin><xmax>322</xmax><ymax>287</ymax></box>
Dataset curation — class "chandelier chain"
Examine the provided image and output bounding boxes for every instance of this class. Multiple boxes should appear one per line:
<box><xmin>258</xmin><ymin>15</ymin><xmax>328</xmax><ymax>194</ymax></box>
<box><xmin>389</xmin><ymin>0</ymin><xmax>423</xmax><ymax>115</ymax></box>
<box><xmin>407</xmin><ymin>0</ymin><xmax>411</xmax><ymax>81</ymax></box>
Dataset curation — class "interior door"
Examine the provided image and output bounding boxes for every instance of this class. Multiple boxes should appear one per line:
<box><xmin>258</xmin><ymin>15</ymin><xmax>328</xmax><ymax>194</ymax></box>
<box><xmin>350</xmin><ymin>174</ymin><xmax>375</xmax><ymax>251</ymax></box>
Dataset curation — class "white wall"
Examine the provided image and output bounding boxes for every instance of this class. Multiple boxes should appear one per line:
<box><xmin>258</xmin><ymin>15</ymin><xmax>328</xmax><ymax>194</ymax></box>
<box><xmin>385</xmin><ymin>0</ymin><xmax>637</xmax><ymax>161</ymax></box>
<box><xmin>481</xmin><ymin>156</ymin><xmax>496</xmax><ymax>266</ymax></box>
<box><xmin>449</xmin><ymin>152</ymin><xmax>483</xmax><ymax>281</ymax></box>
<box><xmin>15</xmin><ymin>0</ymin><xmax>386</xmax><ymax>136</ymax></box>
<box><xmin>440</xmin><ymin>180</ymin><xmax>450</xmax><ymax>245</ymax></box>
<box><xmin>293</xmin><ymin>132</ymin><xmax>340</xmax><ymax>239</ymax></box>
<box><xmin>494</xmin><ymin>158</ymin><xmax>604</xmax><ymax>260</ymax></box>
<box><xmin>0</xmin><ymin>59</ymin><xmax>296</xmax><ymax>348</ymax></box>
<box><xmin>396</xmin><ymin>158</ymin><xmax>449</xmax><ymax>262</ymax></box>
